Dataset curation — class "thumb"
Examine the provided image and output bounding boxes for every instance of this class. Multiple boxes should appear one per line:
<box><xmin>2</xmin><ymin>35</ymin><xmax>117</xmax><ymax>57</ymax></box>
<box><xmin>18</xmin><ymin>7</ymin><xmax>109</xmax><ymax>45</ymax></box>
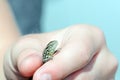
<box><xmin>33</xmin><ymin>39</ymin><xmax>97</xmax><ymax>80</ymax></box>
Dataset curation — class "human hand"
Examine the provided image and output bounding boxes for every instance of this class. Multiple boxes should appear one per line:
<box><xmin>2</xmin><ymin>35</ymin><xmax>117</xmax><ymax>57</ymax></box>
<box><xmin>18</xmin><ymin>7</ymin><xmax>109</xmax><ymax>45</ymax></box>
<box><xmin>4</xmin><ymin>25</ymin><xmax>118</xmax><ymax>80</ymax></box>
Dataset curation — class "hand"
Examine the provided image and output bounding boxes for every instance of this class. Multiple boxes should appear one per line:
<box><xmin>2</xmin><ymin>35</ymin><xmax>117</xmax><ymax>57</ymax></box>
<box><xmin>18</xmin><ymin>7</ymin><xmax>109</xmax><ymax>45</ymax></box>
<box><xmin>4</xmin><ymin>24</ymin><xmax>118</xmax><ymax>80</ymax></box>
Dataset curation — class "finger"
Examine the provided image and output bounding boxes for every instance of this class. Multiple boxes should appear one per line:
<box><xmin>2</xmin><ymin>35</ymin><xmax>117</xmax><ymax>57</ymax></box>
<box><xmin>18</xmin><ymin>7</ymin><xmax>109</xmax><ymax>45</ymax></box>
<box><xmin>14</xmin><ymin>35</ymin><xmax>48</xmax><ymax>77</ymax></box>
<box><xmin>65</xmin><ymin>46</ymin><xmax>118</xmax><ymax>80</ymax></box>
<box><xmin>4</xmin><ymin>35</ymin><xmax>46</xmax><ymax>79</ymax></box>
<box><xmin>33</xmin><ymin>42</ymin><xmax>96</xmax><ymax>80</ymax></box>
<box><xmin>33</xmin><ymin>25</ymin><xmax>105</xmax><ymax>80</ymax></box>
<box><xmin>64</xmin><ymin>53</ymin><xmax>98</xmax><ymax>80</ymax></box>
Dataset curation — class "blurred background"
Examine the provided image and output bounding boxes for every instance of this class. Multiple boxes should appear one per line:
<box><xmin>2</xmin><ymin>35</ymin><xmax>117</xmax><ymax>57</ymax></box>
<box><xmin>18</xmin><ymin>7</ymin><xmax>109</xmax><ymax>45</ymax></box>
<box><xmin>9</xmin><ymin>0</ymin><xmax>120</xmax><ymax>79</ymax></box>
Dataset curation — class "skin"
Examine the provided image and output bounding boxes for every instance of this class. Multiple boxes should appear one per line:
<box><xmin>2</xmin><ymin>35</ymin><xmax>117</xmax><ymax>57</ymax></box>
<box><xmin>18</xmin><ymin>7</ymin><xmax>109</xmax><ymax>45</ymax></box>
<box><xmin>0</xmin><ymin>1</ymin><xmax>20</xmax><ymax>79</ymax></box>
<box><xmin>3</xmin><ymin>25</ymin><xmax>118</xmax><ymax>80</ymax></box>
<box><xmin>0</xmin><ymin>1</ymin><xmax>118</xmax><ymax>80</ymax></box>
<box><xmin>43</xmin><ymin>40</ymin><xmax>58</xmax><ymax>63</ymax></box>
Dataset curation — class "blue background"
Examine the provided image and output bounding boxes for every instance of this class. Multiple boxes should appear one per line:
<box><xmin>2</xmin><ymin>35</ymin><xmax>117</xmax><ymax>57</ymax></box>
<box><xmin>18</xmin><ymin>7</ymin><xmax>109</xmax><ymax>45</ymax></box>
<box><xmin>41</xmin><ymin>0</ymin><xmax>120</xmax><ymax>79</ymax></box>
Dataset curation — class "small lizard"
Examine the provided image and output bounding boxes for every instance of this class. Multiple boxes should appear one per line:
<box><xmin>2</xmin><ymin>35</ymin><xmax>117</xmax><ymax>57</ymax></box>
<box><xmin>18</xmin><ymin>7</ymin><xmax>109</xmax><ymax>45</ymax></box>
<box><xmin>42</xmin><ymin>40</ymin><xmax>58</xmax><ymax>63</ymax></box>
<box><xmin>42</xmin><ymin>28</ymin><xmax>71</xmax><ymax>63</ymax></box>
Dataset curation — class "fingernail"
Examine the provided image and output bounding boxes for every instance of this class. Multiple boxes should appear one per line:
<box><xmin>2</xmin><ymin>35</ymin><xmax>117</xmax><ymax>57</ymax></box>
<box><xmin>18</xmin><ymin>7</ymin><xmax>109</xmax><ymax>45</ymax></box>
<box><xmin>40</xmin><ymin>73</ymin><xmax>52</xmax><ymax>80</ymax></box>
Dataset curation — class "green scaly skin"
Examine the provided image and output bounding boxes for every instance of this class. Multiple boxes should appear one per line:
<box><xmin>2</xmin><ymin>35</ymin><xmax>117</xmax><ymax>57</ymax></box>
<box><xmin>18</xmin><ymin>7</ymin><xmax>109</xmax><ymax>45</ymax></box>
<box><xmin>43</xmin><ymin>40</ymin><xmax>58</xmax><ymax>63</ymax></box>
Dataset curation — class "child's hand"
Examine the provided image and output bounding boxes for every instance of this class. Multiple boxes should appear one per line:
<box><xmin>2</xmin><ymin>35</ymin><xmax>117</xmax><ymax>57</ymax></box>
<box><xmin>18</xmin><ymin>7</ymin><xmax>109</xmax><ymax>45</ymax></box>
<box><xmin>4</xmin><ymin>25</ymin><xmax>118</xmax><ymax>80</ymax></box>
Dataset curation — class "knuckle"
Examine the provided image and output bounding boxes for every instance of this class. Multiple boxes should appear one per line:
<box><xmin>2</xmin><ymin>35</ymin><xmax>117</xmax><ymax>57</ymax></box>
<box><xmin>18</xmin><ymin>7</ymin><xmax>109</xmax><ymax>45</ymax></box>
<box><xmin>94</xmin><ymin>27</ymin><xmax>105</xmax><ymax>42</ymax></box>
<box><xmin>110</xmin><ymin>54</ymin><xmax>119</xmax><ymax>72</ymax></box>
<box><xmin>71</xmin><ymin>24</ymin><xmax>91</xmax><ymax>33</ymax></box>
<box><xmin>106</xmin><ymin>52</ymin><xmax>119</xmax><ymax>75</ymax></box>
<box><xmin>70</xmin><ymin>24</ymin><xmax>105</xmax><ymax>40</ymax></box>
